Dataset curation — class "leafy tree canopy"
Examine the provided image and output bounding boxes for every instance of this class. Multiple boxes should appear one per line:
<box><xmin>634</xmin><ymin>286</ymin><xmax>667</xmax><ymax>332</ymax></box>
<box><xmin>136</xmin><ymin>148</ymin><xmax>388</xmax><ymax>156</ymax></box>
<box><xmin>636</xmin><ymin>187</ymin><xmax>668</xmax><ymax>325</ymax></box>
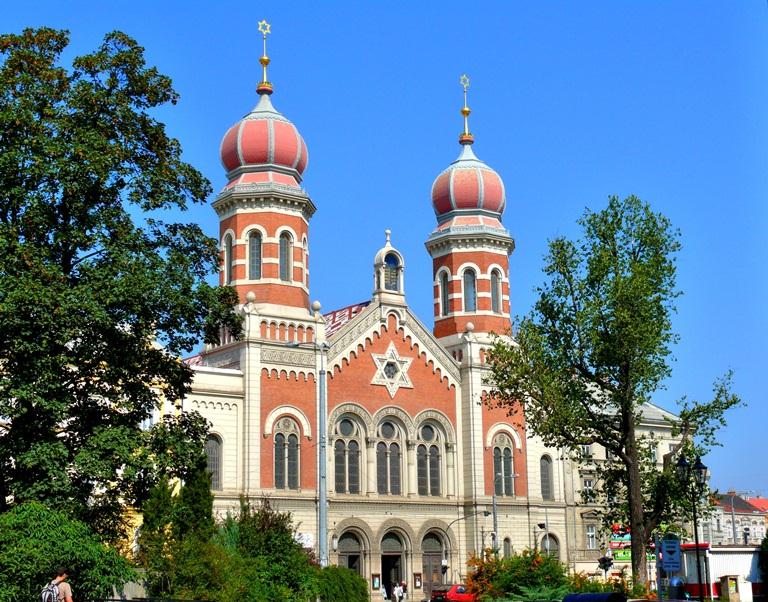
<box><xmin>0</xmin><ymin>501</ymin><xmax>135</xmax><ymax>602</ymax></box>
<box><xmin>0</xmin><ymin>27</ymin><xmax>241</xmax><ymax>540</ymax></box>
<box><xmin>486</xmin><ymin>195</ymin><xmax>742</xmax><ymax>584</ymax></box>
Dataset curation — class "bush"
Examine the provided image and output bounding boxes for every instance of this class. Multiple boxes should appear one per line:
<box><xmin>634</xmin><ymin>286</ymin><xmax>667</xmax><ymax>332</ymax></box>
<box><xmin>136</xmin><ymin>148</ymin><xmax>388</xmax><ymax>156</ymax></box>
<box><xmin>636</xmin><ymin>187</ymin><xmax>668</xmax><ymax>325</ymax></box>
<box><xmin>0</xmin><ymin>502</ymin><xmax>134</xmax><ymax>602</ymax></box>
<box><xmin>467</xmin><ymin>549</ymin><xmax>568</xmax><ymax>600</ymax></box>
<box><xmin>317</xmin><ymin>565</ymin><xmax>368</xmax><ymax>602</ymax></box>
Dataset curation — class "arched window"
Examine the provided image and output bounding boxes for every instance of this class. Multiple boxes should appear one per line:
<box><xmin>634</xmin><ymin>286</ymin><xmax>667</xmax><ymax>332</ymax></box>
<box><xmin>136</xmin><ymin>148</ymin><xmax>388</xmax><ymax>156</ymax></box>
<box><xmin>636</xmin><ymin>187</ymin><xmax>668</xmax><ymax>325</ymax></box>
<box><xmin>384</xmin><ymin>253</ymin><xmax>400</xmax><ymax>291</ymax></box>
<box><xmin>541</xmin><ymin>534</ymin><xmax>560</xmax><ymax>559</ymax></box>
<box><xmin>439</xmin><ymin>271</ymin><xmax>450</xmax><ymax>316</ymax></box>
<box><xmin>274</xmin><ymin>417</ymin><xmax>300</xmax><ymax>490</ymax></box>
<box><xmin>224</xmin><ymin>234</ymin><xmax>234</xmax><ymax>284</ymax></box>
<box><xmin>493</xmin><ymin>433</ymin><xmax>515</xmax><ymax>496</ymax></box>
<box><xmin>334</xmin><ymin>418</ymin><xmax>361</xmax><ymax>494</ymax></box>
<box><xmin>417</xmin><ymin>423</ymin><xmax>442</xmax><ymax>496</ymax></box>
<box><xmin>540</xmin><ymin>455</ymin><xmax>554</xmax><ymax>500</ymax></box>
<box><xmin>463</xmin><ymin>269</ymin><xmax>477</xmax><ymax>312</ymax></box>
<box><xmin>503</xmin><ymin>537</ymin><xmax>512</xmax><ymax>558</ymax></box>
<box><xmin>279</xmin><ymin>232</ymin><xmax>293</xmax><ymax>282</ymax></box>
<box><xmin>205</xmin><ymin>435</ymin><xmax>222</xmax><ymax>491</ymax></box>
<box><xmin>491</xmin><ymin>269</ymin><xmax>502</xmax><ymax>313</ymax></box>
<box><xmin>376</xmin><ymin>421</ymin><xmax>401</xmax><ymax>495</ymax></box>
<box><xmin>249</xmin><ymin>231</ymin><xmax>262</xmax><ymax>280</ymax></box>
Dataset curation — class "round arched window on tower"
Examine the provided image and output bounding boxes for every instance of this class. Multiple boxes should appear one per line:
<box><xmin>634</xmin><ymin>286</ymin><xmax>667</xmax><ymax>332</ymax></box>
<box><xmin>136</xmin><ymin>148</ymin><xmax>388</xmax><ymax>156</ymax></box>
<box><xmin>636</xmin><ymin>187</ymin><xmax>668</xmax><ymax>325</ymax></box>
<box><xmin>384</xmin><ymin>253</ymin><xmax>400</xmax><ymax>291</ymax></box>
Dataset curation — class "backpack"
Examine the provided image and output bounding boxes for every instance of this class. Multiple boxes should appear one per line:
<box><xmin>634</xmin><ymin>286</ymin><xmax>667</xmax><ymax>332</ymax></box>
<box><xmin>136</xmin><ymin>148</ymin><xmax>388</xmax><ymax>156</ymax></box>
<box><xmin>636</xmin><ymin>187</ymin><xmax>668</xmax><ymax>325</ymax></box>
<box><xmin>41</xmin><ymin>581</ymin><xmax>59</xmax><ymax>602</ymax></box>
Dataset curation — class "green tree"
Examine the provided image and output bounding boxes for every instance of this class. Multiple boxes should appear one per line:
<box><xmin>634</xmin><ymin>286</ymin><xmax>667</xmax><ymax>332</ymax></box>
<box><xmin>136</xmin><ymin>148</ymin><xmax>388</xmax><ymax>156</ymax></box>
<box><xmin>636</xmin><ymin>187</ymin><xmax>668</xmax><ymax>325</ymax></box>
<box><xmin>759</xmin><ymin>533</ymin><xmax>768</xmax><ymax>585</ymax></box>
<box><xmin>0</xmin><ymin>502</ymin><xmax>135</xmax><ymax>602</ymax></box>
<box><xmin>136</xmin><ymin>477</ymin><xmax>175</xmax><ymax>595</ymax></box>
<box><xmin>486</xmin><ymin>196</ymin><xmax>742</xmax><ymax>585</ymax></box>
<box><xmin>0</xmin><ymin>27</ymin><xmax>241</xmax><ymax>540</ymax></box>
<box><xmin>174</xmin><ymin>459</ymin><xmax>215</xmax><ymax>542</ymax></box>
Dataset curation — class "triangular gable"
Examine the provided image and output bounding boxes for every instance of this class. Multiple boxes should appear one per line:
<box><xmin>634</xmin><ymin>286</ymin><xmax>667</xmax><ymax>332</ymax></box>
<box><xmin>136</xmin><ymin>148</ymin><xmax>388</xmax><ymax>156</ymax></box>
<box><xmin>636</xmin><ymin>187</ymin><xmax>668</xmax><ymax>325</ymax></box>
<box><xmin>325</xmin><ymin>300</ymin><xmax>460</xmax><ymax>388</ymax></box>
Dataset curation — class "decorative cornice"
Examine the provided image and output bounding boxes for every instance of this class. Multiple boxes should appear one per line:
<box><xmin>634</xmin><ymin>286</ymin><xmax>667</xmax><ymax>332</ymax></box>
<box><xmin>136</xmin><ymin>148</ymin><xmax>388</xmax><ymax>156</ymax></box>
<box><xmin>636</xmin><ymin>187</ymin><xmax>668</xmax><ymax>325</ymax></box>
<box><xmin>213</xmin><ymin>188</ymin><xmax>316</xmax><ymax>221</ymax></box>
<box><xmin>261</xmin><ymin>347</ymin><xmax>315</xmax><ymax>368</ymax></box>
<box><xmin>425</xmin><ymin>229</ymin><xmax>515</xmax><ymax>256</ymax></box>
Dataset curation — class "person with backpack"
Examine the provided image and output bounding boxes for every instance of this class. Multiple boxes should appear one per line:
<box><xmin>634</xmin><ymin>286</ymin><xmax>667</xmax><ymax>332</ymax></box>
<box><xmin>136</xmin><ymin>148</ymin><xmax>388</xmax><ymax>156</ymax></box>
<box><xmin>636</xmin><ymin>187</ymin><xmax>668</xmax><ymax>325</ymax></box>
<box><xmin>41</xmin><ymin>567</ymin><xmax>72</xmax><ymax>602</ymax></box>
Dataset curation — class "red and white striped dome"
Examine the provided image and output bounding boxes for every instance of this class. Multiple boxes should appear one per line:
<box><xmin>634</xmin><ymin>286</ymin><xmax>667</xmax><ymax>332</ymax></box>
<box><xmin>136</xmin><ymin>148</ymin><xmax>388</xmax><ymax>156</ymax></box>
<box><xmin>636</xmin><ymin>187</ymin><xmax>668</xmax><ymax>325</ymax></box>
<box><xmin>220</xmin><ymin>93</ymin><xmax>308</xmax><ymax>189</ymax></box>
<box><xmin>431</xmin><ymin>144</ymin><xmax>505</xmax><ymax>219</ymax></box>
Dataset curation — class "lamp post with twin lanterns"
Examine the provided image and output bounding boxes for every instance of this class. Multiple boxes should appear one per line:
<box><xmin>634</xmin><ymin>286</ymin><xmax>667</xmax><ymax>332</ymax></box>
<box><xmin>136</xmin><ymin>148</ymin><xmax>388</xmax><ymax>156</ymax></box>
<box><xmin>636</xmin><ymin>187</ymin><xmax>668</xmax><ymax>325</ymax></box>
<box><xmin>676</xmin><ymin>455</ymin><xmax>708</xmax><ymax>602</ymax></box>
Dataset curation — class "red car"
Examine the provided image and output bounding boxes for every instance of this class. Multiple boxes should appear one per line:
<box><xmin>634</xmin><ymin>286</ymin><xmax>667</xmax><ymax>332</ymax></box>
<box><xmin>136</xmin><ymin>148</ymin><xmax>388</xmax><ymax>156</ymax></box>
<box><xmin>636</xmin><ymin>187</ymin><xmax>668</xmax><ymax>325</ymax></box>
<box><xmin>430</xmin><ymin>584</ymin><xmax>477</xmax><ymax>602</ymax></box>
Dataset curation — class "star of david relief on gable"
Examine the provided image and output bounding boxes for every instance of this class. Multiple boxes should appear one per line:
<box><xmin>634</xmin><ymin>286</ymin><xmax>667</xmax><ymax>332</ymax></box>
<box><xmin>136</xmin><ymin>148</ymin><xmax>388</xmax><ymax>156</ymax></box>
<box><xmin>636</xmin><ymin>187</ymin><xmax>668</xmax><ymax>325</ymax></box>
<box><xmin>371</xmin><ymin>342</ymin><xmax>413</xmax><ymax>398</ymax></box>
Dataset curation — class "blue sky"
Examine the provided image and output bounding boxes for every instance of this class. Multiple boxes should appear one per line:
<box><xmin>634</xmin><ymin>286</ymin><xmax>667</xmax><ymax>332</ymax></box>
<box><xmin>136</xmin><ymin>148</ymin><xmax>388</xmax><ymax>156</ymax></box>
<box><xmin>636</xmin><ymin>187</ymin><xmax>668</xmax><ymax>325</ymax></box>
<box><xmin>5</xmin><ymin>2</ymin><xmax>766</xmax><ymax>493</ymax></box>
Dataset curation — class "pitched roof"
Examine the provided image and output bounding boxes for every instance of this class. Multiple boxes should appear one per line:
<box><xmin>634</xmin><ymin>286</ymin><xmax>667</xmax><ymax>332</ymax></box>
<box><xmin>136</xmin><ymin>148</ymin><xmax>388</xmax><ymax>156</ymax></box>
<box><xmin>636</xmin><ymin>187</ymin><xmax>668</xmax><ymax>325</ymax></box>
<box><xmin>716</xmin><ymin>493</ymin><xmax>766</xmax><ymax>514</ymax></box>
<box><xmin>746</xmin><ymin>497</ymin><xmax>768</xmax><ymax>512</ymax></box>
<box><xmin>323</xmin><ymin>301</ymin><xmax>371</xmax><ymax>338</ymax></box>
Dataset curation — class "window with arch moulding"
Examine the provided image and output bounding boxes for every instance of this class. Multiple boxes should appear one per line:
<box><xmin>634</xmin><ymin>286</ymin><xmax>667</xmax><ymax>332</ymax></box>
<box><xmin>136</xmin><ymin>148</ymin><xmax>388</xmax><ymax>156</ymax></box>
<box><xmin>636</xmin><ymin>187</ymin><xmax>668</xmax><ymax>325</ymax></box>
<box><xmin>334</xmin><ymin>417</ymin><xmax>361</xmax><ymax>494</ymax></box>
<box><xmin>224</xmin><ymin>234</ymin><xmax>233</xmax><ymax>285</ymax></box>
<box><xmin>249</xmin><ymin>231</ymin><xmax>262</xmax><ymax>280</ymax></box>
<box><xmin>376</xmin><ymin>420</ymin><xmax>402</xmax><ymax>495</ymax></box>
<box><xmin>493</xmin><ymin>433</ymin><xmax>515</xmax><ymax>496</ymax></box>
<box><xmin>274</xmin><ymin>417</ymin><xmax>300</xmax><ymax>490</ymax></box>
<box><xmin>416</xmin><ymin>423</ymin><xmax>442</xmax><ymax>496</ymax></box>
<box><xmin>439</xmin><ymin>271</ymin><xmax>450</xmax><ymax>316</ymax></box>
<box><xmin>463</xmin><ymin>269</ymin><xmax>477</xmax><ymax>312</ymax></box>
<box><xmin>491</xmin><ymin>269</ymin><xmax>501</xmax><ymax>313</ymax></box>
<box><xmin>540</xmin><ymin>455</ymin><xmax>554</xmax><ymax>500</ymax></box>
<box><xmin>279</xmin><ymin>232</ymin><xmax>292</xmax><ymax>282</ymax></box>
<box><xmin>205</xmin><ymin>435</ymin><xmax>222</xmax><ymax>491</ymax></box>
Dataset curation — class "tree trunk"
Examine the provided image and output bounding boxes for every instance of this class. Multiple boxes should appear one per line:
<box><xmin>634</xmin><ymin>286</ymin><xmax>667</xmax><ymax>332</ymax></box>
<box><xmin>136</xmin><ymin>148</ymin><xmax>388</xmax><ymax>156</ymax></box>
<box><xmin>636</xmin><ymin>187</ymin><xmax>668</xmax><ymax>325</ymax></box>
<box><xmin>626</xmin><ymin>424</ymin><xmax>648</xmax><ymax>586</ymax></box>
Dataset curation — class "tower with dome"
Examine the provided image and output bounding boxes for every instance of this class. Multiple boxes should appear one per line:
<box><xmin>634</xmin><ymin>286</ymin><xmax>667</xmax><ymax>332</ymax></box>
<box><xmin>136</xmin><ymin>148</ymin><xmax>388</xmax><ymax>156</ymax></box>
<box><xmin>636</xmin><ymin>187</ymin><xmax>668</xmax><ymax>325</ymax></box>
<box><xmin>182</xmin><ymin>22</ymin><xmax>679</xmax><ymax>598</ymax></box>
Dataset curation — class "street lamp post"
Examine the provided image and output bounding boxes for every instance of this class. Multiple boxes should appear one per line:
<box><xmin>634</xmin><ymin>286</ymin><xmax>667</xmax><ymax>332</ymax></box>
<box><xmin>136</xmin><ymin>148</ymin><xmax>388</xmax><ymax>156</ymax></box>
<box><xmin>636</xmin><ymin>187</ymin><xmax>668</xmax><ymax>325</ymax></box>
<box><xmin>677</xmin><ymin>455</ymin><xmax>708</xmax><ymax>602</ymax></box>
<box><xmin>317</xmin><ymin>337</ymin><xmax>330</xmax><ymax>568</ymax></box>
<box><xmin>492</xmin><ymin>473</ymin><xmax>500</xmax><ymax>556</ymax></box>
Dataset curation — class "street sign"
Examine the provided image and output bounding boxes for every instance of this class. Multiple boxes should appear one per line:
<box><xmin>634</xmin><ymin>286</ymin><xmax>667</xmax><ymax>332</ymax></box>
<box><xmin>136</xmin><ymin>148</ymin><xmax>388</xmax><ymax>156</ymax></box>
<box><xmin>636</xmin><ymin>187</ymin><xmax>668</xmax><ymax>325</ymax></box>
<box><xmin>661</xmin><ymin>536</ymin><xmax>681</xmax><ymax>572</ymax></box>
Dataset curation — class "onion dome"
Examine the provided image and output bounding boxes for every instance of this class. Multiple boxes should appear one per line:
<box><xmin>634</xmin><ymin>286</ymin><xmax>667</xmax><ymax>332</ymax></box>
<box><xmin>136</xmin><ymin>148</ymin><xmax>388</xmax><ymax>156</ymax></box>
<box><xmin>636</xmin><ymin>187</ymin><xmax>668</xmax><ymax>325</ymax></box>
<box><xmin>219</xmin><ymin>20</ymin><xmax>308</xmax><ymax>190</ymax></box>
<box><xmin>430</xmin><ymin>74</ymin><xmax>506</xmax><ymax>222</ymax></box>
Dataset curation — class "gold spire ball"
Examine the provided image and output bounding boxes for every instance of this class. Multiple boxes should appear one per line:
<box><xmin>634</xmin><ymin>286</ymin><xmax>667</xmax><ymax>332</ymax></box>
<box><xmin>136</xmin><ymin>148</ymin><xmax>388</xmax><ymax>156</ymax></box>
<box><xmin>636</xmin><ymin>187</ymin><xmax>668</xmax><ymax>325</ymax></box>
<box><xmin>257</xmin><ymin>19</ymin><xmax>273</xmax><ymax>95</ymax></box>
<box><xmin>459</xmin><ymin>74</ymin><xmax>474</xmax><ymax>145</ymax></box>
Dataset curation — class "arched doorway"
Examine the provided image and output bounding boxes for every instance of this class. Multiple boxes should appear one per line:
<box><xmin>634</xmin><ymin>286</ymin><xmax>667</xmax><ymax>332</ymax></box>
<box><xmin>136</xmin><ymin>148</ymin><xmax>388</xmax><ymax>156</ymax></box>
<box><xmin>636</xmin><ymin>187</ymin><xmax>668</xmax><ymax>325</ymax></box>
<box><xmin>422</xmin><ymin>532</ymin><xmax>445</xmax><ymax>598</ymax></box>
<box><xmin>381</xmin><ymin>532</ymin><xmax>404</xmax><ymax>600</ymax></box>
<box><xmin>338</xmin><ymin>532</ymin><xmax>363</xmax><ymax>577</ymax></box>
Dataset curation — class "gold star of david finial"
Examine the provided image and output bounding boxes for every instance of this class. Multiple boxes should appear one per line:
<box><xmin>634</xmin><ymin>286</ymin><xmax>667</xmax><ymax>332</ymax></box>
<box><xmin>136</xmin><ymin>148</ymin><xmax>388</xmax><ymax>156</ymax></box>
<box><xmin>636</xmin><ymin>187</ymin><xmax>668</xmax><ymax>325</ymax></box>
<box><xmin>257</xmin><ymin>19</ymin><xmax>273</xmax><ymax>94</ymax></box>
<box><xmin>459</xmin><ymin>74</ymin><xmax>473</xmax><ymax>143</ymax></box>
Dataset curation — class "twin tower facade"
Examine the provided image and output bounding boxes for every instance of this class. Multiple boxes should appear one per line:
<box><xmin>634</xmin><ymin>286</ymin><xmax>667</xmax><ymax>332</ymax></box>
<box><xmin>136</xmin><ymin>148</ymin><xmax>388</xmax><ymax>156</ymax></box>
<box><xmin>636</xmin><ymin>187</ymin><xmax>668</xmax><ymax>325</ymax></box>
<box><xmin>186</xmin><ymin>29</ymin><xmax>595</xmax><ymax>600</ymax></box>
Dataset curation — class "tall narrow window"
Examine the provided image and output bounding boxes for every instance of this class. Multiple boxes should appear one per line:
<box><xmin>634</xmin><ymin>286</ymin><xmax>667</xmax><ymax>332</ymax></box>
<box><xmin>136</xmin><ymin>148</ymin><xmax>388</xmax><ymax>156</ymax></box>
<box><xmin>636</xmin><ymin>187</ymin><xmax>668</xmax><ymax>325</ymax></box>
<box><xmin>224</xmin><ymin>234</ymin><xmax>233</xmax><ymax>284</ymax></box>
<box><xmin>540</xmin><ymin>455</ymin><xmax>554</xmax><ymax>500</ymax></box>
<box><xmin>491</xmin><ymin>269</ymin><xmax>501</xmax><ymax>313</ymax></box>
<box><xmin>586</xmin><ymin>525</ymin><xmax>597</xmax><ymax>550</ymax></box>
<box><xmin>376</xmin><ymin>442</ymin><xmax>388</xmax><ymax>494</ymax></box>
<box><xmin>279</xmin><ymin>232</ymin><xmax>292</xmax><ymax>282</ymax></box>
<box><xmin>274</xmin><ymin>433</ymin><xmax>286</xmax><ymax>489</ymax></box>
<box><xmin>389</xmin><ymin>443</ymin><xmax>401</xmax><ymax>495</ymax></box>
<box><xmin>383</xmin><ymin>253</ymin><xmax>401</xmax><ymax>291</ymax></box>
<box><xmin>249</xmin><ymin>231</ymin><xmax>262</xmax><ymax>279</ymax></box>
<box><xmin>440</xmin><ymin>271</ymin><xmax>450</xmax><ymax>316</ymax></box>
<box><xmin>376</xmin><ymin>421</ymin><xmax>402</xmax><ymax>495</ymax></box>
<box><xmin>334</xmin><ymin>418</ymin><xmax>361</xmax><ymax>495</ymax></box>
<box><xmin>429</xmin><ymin>445</ymin><xmax>440</xmax><ymax>496</ymax></box>
<box><xmin>417</xmin><ymin>445</ymin><xmax>428</xmax><ymax>495</ymax></box>
<box><xmin>503</xmin><ymin>537</ymin><xmax>512</xmax><ymax>558</ymax></box>
<box><xmin>334</xmin><ymin>439</ymin><xmax>346</xmax><ymax>493</ymax></box>
<box><xmin>493</xmin><ymin>433</ymin><xmax>515</xmax><ymax>496</ymax></box>
<box><xmin>417</xmin><ymin>424</ymin><xmax>442</xmax><ymax>497</ymax></box>
<box><xmin>274</xmin><ymin>418</ymin><xmax>300</xmax><ymax>490</ymax></box>
<box><xmin>205</xmin><ymin>435</ymin><xmax>222</xmax><ymax>491</ymax></box>
<box><xmin>463</xmin><ymin>269</ymin><xmax>477</xmax><ymax>312</ymax></box>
